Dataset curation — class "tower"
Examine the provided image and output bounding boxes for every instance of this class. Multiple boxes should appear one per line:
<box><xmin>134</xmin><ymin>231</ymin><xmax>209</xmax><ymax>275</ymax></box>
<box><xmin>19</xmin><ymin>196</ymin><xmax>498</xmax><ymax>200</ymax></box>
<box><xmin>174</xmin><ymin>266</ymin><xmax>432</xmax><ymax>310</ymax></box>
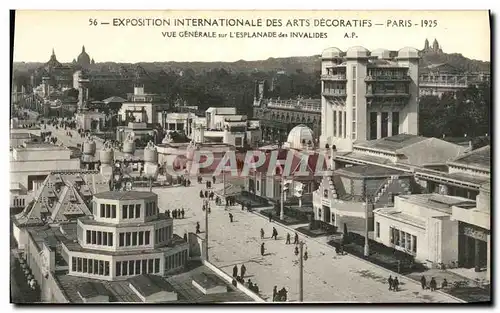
<box><xmin>396</xmin><ymin>47</ymin><xmax>420</xmax><ymax>135</ymax></box>
<box><xmin>424</xmin><ymin>38</ymin><xmax>430</xmax><ymax>51</ymax></box>
<box><xmin>432</xmin><ymin>39</ymin><xmax>439</xmax><ymax>52</ymax></box>
<box><xmin>78</xmin><ymin>78</ymin><xmax>90</xmax><ymax>112</ymax></box>
<box><xmin>42</xmin><ymin>76</ymin><xmax>51</xmax><ymax>99</ymax></box>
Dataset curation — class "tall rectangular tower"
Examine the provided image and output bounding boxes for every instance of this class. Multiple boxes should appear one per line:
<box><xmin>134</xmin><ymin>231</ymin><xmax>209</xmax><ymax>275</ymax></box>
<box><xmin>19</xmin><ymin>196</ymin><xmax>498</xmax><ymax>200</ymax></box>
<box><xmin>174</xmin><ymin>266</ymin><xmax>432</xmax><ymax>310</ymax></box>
<box><xmin>320</xmin><ymin>46</ymin><xmax>420</xmax><ymax>152</ymax></box>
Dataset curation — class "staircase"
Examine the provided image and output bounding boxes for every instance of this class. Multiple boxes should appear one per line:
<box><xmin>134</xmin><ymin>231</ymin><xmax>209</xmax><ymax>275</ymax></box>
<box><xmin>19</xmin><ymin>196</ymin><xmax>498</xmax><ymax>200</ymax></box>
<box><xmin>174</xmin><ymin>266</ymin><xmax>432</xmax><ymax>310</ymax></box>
<box><xmin>373</xmin><ymin>175</ymin><xmax>398</xmax><ymax>204</ymax></box>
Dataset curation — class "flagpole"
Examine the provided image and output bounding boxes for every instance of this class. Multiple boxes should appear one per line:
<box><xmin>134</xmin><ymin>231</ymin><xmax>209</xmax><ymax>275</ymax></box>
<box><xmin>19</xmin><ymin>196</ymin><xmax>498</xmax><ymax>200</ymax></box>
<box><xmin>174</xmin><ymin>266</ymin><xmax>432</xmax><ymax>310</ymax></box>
<box><xmin>280</xmin><ymin>174</ymin><xmax>285</xmax><ymax>220</ymax></box>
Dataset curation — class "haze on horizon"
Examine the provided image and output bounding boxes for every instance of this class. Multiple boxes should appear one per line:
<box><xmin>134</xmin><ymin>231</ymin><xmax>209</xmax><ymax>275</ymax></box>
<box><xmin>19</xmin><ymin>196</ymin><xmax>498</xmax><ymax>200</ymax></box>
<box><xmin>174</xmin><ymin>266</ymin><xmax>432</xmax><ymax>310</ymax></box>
<box><xmin>13</xmin><ymin>10</ymin><xmax>491</xmax><ymax>63</ymax></box>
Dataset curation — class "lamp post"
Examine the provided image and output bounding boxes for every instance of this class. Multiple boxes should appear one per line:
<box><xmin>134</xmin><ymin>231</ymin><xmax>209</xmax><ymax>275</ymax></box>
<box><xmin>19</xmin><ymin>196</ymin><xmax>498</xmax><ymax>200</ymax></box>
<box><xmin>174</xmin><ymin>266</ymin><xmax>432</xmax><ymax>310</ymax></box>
<box><xmin>364</xmin><ymin>184</ymin><xmax>371</xmax><ymax>257</ymax></box>
<box><xmin>298</xmin><ymin>241</ymin><xmax>307</xmax><ymax>302</ymax></box>
<box><xmin>205</xmin><ymin>202</ymin><xmax>210</xmax><ymax>261</ymax></box>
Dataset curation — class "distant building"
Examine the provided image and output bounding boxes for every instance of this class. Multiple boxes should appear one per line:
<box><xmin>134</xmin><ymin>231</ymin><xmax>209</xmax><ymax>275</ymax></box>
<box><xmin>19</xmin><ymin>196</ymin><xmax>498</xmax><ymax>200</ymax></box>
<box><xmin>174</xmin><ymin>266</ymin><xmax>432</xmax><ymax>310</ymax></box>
<box><xmin>118</xmin><ymin>85</ymin><xmax>169</xmax><ymax>125</ymax></box>
<box><xmin>191</xmin><ymin>107</ymin><xmax>261</xmax><ymax>148</ymax></box>
<box><xmin>422</xmin><ymin>38</ymin><xmax>443</xmax><ymax>54</ymax></box>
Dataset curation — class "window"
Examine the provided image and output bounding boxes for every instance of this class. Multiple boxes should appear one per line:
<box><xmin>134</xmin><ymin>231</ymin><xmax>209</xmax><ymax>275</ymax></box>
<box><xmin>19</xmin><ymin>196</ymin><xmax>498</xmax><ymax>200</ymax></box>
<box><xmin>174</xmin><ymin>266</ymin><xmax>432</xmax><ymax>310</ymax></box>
<box><xmin>139</xmin><ymin>232</ymin><xmax>144</xmax><ymax>245</ymax></box>
<box><xmin>135</xmin><ymin>204</ymin><xmax>141</xmax><ymax>218</ymax></box>
<box><xmin>154</xmin><ymin>258</ymin><xmax>160</xmax><ymax>273</ymax></box>
<box><xmin>122</xmin><ymin>261</ymin><xmax>128</xmax><ymax>276</ymax></box>
<box><xmin>392</xmin><ymin>112</ymin><xmax>399</xmax><ymax>136</ymax></box>
<box><xmin>106</xmin><ymin>204</ymin><xmax>111</xmax><ymax>218</ymax></box>
<box><xmin>116</xmin><ymin>261</ymin><xmax>122</xmax><ymax>276</ymax></box>
<box><xmin>93</xmin><ymin>260</ymin><xmax>98</xmax><ymax>274</ymax></box>
<box><xmin>135</xmin><ymin>260</ymin><xmax>141</xmax><ymax>274</ymax></box>
<box><xmin>142</xmin><ymin>259</ymin><xmax>148</xmax><ymax>273</ymax></box>
<box><xmin>122</xmin><ymin>205</ymin><xmax>128</xmax><ymax>218</ymax></box>
<box><xmin>88</xmin><ymin>259</ymin><xmax>93</xmax><ymax>273</ymax></box>
<box><xmin>343</xmin><ymin>111</ymin><xmax>347</xmax><ymax>138</ymax></box>
<box><xmin>148</xmin><ymin>259</ymin><xmax>154</xmax><ymax>273</ymax></box>
<box><xmin>98</xmin><ymin>260</ymin><xmax>104</xmax><ymax>275</ymax></box>
<box><xmin>86</xmin><ymin>230</ymin><xmax>91</xmax><ymax>244</ymax></box>
<box><xmin>338</xmin><ymin>111</ymin><xmax>342</xmax><ymax>138</ymax></box>
<box><xmin>132</xmin><ymin>232</ymin><xmax>138</xmax><ymax>246</ymax></box>
<box><xmin>102</xmin><ymin>232</ymin><xmax>108</xmax><ymax>245</ymax></box>
<box><xmin>376</xmin><ymin>222</ymin><xmax>380</xmax><ymax>238</ymax></box>
<box><xmin>100</xmin><ymin>204</ymin><xmax>105</xmax><ymax>217</ymax></box>
<box><xmin>108</xmin><ymin>233</ymin><xmax>113</xmax><ymax>246</ymax></box>
<box><xmin>381</xmin><ymin>112</ymin><xmax>389</xmax><ymax>138</ymax></box>
<box><xmin>126</xmin><ymin>232</ymin><xmax>131</xmax><ymax>246</ymax></box>
<box><xmin>111</xmin><ymin>205</ymin><xmax>116</xmax><ymax>218</ymax></box>
<box><xmin>129</xmin><ymin>260</ymin><xmax>135</xmax><ymax>275</ymax></box>
<box><xmin>235</xmin><ymin>137</ymin><xmax>243</xmax><ymax>147</ymax></box>
<box><xmin>82</xmin><ymin>259</ymin><xmax>87</xmax><ymax>273</ymax></box>
<box><xmin>390</xmin><ymin>227</ymin><xmax>416</xmax><ymax>254</ymax></box>
<box><xmin>128</xmin><ymin>205</ymin><xmax>134</xmax><ymax>218</ymax></box>
<box><xmin>412</xmin><ymin>235</ymin><xmax>417</xmax><ymax>253</ymax></box>
<box><xmin>352</xmin><ymin>65</ymin><xmax>357</xmax><ymax>79</ymax></box>
<box><xmin>72</xmin><ymin>257</ymin><xmax>77</xmax><ymax>271</ymax></box>
<box><xmin>145</xmin><ymin>231</ymin><xmax>150</xmax><ymax>245</ymax></box>
<box><xmin>370</xmin><ymin>112</ymin><xmax>377</xmax><ymax>140</ymax></box>
<box><xmin>155</xmin><ymin>229</ymin><xmax>159</xmax><ymax>243</ymax></box>
<box><xmin>97</xmin><ymin>232</ymin><xmax>102</xmax><ymax>245</ymax></box>
<box><xmin>92</xmin><ymin>231</ymin><xmax>96</xmax><ymax>244</ymax></box>
<box><xmin>119</xmin><ymin>233</ymin><xmax>125</xmax><ymax>247</ymax></box>
<box><xmin>104</xmin><ymin>261</ymin><xmax>110</xmax><ymax>276</ymax></box>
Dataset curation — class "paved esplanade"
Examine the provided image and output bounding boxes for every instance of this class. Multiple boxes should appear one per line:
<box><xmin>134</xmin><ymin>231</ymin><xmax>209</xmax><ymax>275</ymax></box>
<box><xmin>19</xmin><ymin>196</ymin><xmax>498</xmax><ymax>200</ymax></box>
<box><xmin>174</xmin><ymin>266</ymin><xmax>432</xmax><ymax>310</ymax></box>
<box><xmin>138</xmin><ymin>182</ymin><xmax>460</xmax><ymax>303</ymax></box>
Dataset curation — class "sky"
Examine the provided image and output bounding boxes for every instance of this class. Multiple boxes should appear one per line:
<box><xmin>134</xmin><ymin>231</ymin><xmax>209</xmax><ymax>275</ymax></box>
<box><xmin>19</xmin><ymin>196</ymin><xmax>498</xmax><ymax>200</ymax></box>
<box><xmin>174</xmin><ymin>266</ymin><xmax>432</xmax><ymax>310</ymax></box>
<box><xmin>13</xmin><ymin>10</ymin><xmax>490</xmax><ymax>63</ymax></box>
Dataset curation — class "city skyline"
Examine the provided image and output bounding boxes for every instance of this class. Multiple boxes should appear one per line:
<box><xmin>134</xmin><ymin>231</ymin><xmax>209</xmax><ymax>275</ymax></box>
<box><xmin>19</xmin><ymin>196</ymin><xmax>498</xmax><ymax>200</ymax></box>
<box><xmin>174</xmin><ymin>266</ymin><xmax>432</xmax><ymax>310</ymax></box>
<box><xmin>13</xmin><ymin>10</ymin><xmax>490</xmax><ymax>63</ymax></box>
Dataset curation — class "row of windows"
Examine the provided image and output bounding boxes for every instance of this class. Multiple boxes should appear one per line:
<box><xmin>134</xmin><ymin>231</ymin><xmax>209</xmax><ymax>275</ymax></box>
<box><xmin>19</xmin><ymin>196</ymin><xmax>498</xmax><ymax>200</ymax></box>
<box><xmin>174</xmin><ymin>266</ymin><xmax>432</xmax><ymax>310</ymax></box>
<box><xmin>118</xmin><ymin>231</ymin><xmax>151</xmax><ymax>247</ymax></box>
<box><xmin>12</xmin><ymin>198</ymin><xmax>26</xmax><ymax>208</ymax></box>
<box><xmin>116</xmin><ymin>258</ymin><xmax>160</xmax><ymax>276</ymax></box>
<box><xmin>72</xmin><ymin>257</ymin><xmax>110</xmax><ymax>276</ymax></box>
<box><xmin>100</xmin><ymin>204</ymin><xmax>117</xmax><ymax>218</ymax></box>
<box><xmin>145</xmin><ymin>202</ymin><xmax>158</xmax><ymax>217</ymax></box>
<box><xmin>123</xmin><ymin>204</ymin><xmax>141</xmax><ymax>219</ymax></box>
<box><xmin>389</xmin><ymin>226</ymin><xmax>417</xmax><ymax>253</ymax></box>
<box><xmin>155</xmin><ymin>226</ymin><xmax>171</xmax><ymax>244</ymax></box>
<box><xmin>86</xmin><ymin>230</ymin><xmax>114</xmax><ymax>246</ymax></box>
<box><xmin>369</xmin><ymin>112</ymin><xmax>400</xmax><ymax>140</ymax></box>
<box><xmin>332</xmin><ymin>110</ymin><xmax>347</xmax><ymax>139</ymax></box>
<box><xmin>165</xmin><ymin>250</ymin><xmax>188</xmax><ymax>271</ymax></box>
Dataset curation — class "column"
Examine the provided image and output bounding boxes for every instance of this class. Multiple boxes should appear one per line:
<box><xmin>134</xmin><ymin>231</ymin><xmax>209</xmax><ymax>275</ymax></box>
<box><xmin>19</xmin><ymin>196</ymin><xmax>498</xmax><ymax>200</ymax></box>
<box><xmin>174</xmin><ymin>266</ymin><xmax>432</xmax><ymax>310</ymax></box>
<box><xmin>336</xmin><ymin>111</ymin><xmax>340</xmax><ymax>138</ymax></box>
<box><xmin>474</xmin><ymin>238</ymin><xmax>481</xmax><ymax>272</ymax></box>
<box><xmin>388</xmin><ymin>112</ymin><xmax>393</xmax><ymax>137</ymax></box>
<box><xmin>376</xmin><ymin>112</ymin><xmax>382</xmax><ymax>139</ymax></box>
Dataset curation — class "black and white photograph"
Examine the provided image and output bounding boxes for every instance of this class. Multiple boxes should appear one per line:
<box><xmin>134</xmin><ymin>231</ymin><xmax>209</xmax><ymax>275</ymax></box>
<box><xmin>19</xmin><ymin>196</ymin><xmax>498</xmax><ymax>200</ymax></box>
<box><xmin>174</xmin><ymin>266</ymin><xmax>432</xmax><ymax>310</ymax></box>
<box><xmin>8</xmin><ymin>9</ymin><xmax>491</xmax><ymax>304</ymax></box>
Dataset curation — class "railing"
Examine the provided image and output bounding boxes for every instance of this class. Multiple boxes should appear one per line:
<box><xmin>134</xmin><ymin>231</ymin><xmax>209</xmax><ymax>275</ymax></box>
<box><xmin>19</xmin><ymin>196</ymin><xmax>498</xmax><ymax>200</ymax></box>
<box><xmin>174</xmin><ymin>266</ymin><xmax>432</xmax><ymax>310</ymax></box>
<box><xmin>365</xmin><ymin>75</ymin><xmax>411</xmax><ymax>82</ymax></box>
<box><xmin>267</xmin><ymin>100</ymin><xmax>321</xmax><ymax>112</ymax></box>
<box><xmin>321</xmin><ymin>74</ymin><xmax>347</xmax><ymax>81</ymax></box>
<box><xmin>366</xmin><ymin>90</ymin><xmax>409</xmax><ymax>97</ymax></box>
<box><xmin>322</xmin><ymin>89</ymin><xmax>347</xmax><ymax>97</ymax></box>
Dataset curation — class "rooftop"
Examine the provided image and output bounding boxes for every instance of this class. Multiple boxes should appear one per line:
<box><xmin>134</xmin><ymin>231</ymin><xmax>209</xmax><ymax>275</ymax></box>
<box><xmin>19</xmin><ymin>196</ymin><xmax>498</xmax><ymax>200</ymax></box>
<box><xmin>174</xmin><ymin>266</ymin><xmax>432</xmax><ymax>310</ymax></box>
<box><xmin>398</xmin><ymin>193</ymin><xmax>475</xmax><ymax>215</ymax></box>
<box><xmin>335</xmin><ymin>164</ymin><xmax>408</xmax><ymax>178</ymax></box>
<box><xmin>77</xmin><ymin>282</ymin><xmax>110</xmax><ymax>299</ymax></box>
<box><xmin>448</xmin><ymin>145</ymin><xmax>490</xmax><ymax>171</ymax></box>
<box><xmin>128</xmin><ymin>274</ymin><xmax>176</xmax><ymax>297</ymax></box>
<box><xmin>93</xmin><ymin>190</ymin><xmax>157</xmax><ymax>201</ymax></box>
<box><xmin>55</xmin><ymin>261</ymin><xmax>254</xmax><ymax>303</ymax></box>
<box><xmin>374</xmin><ymin>208</ymin><xmax>427</xmax><ymax>228</ymax></box>
<box><xmin>15</xmin><ymin>142</ymin><xmax>69</xmax><ymax>151</ymax></box>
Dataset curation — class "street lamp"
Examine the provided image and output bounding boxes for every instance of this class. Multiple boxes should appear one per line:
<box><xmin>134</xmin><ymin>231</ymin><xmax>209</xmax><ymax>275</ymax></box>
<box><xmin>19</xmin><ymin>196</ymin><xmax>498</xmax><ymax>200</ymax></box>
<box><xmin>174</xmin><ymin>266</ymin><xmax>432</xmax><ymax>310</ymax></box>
<box><xmin>298</xmin><ymin>241</ymin><xmax>307</xmax><ymax>302</ymax></box>
<box><xmin>205</xmin><ymin>202</ymin><xmax>210</xmax><ymax>261</ymax></box>
<box><xmin>364</xmin><ymin>184</ymin><xmax>373</xmax><ymax>257</ymax></box>
<box><xmin>280</xmin><ymin>177</ymin><xmax>290</xmax><ymax>220</ymax></box>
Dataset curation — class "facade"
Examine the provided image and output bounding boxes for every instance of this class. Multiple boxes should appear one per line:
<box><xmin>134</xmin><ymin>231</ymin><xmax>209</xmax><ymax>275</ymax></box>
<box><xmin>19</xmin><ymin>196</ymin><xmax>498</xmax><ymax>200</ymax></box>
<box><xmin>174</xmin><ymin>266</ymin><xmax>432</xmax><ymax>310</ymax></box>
<box><xmin>74</xmin><ymin>77</ymin><xmax>106</xmax><ymax>131</ymax></box>
<box><xmin>373</xmin><ymin>194</ymin><xmax>473</xmax><ymax>267</ymax></box>
<box><xmin>161</xmin><ymin>112</ymin><xmax>196</xmax><ymax>137</ymax></box>
<box><xmin>116</xmin><ymin>122</ymin><xmax>155</xmax><ymax>143</ymax></box>
<box><xmin>191</xmin><ymin>107</ymin><xmax>262</xmax><ymax>148</ymax></box>
<box><xmin>118</xmin><ymin>85</ymin><xmax>169</xmax><ymax>125</ymax></box>
<box><xmin>253</xmin><ymin>81</ymin><xmax>321</xmax><ymax>143</ymax></box>
<box><xmin>320</xmin><ymin>46</ymin><xmax>420</xmax><ymax>151</ymax></box>
<box><xmin>10</xmin><ymin>142</ymin><xmax>81</xmax><ymax>193</ymax></box>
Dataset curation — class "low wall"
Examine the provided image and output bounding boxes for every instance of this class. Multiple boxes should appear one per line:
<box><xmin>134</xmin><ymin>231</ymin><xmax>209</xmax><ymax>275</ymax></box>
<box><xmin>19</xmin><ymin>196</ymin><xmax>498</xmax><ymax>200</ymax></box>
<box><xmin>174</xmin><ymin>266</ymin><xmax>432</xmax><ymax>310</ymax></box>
<box><xmin>202</xmin><ymin>260</ymin><xmax>266</xmax><ymax>303</ymax></box>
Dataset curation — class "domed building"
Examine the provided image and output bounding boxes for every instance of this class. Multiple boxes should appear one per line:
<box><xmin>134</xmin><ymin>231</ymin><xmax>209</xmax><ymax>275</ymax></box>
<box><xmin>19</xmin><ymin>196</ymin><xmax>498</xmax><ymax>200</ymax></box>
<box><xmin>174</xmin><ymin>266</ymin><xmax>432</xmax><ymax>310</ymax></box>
<box><xmin>77</xmin><ymin>46</ymin><xmax>92</xmax><ymax>68</ymax></box>
<box><xmin>286</xmin><ymin>124</ymin><xmax>315</xmax><ymax>150</ymax></box>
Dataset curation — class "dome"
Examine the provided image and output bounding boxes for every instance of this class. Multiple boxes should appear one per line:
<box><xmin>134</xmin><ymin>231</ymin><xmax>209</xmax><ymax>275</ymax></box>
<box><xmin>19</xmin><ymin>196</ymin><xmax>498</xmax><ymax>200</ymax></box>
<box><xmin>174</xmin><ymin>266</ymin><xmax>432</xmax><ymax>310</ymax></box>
<box><xmin>397</xmin><ymin>47</ymin><xmax>419</xmax><ymax>59</ymax></box>
<box><xmin>371</xmin><ymin>48</ymin><xmax>391</xmax><ymax>60</ymax></box>
<box><xmin>321</xmin><ymin>47</ymin><xmax>343</xmax><ymax>60</ymax></box>
<box><xmin>346</xmin><ymin>46</ymin><xmax>369</xmax><ymax>59</ymax></box>
<box><xmin>77</xmin><ymin>46</ymin><xmax>91</xmax><ymax>67</ymax></box>
<box><xmin>287</xmin><ymin>124</ymin><xmax>314</xmax><ymax>150</ymax></box>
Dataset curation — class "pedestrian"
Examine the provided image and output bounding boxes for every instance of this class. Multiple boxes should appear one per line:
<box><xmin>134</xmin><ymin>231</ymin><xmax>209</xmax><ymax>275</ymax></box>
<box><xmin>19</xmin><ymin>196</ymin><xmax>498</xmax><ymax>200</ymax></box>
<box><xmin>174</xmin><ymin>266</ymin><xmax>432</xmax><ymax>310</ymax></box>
<box><xmin>241</xmin><ymin>203</ymin><xmax>245</xmax><ymax>211</ymax></box>
<box><xmin>304</xmin><ymin>250</ymin><xmax>308</xmax><ymax>260</ymax></box>
<box><xmin>272</xmin><ymin>227</ymin><xmax>278</xmax><ymax>240</ymax></box>
<box><xmin>247</xmin><ymin>279</ymin><xmax>253</xmax><ymax>290</ymax></box>
<box><xmin>229</xmin><ymin>213</ymin><xmax>234</xmax><ymax>223</ymax></box>
<box><xmin>388</xmin><ymin>275</ymin><xmax>394</xmax><ymax>291</ymax></box>
<box><xmin>442</xmin><ymin>278</ymin><xmax>448</xmax><ymax>289</ymax></box>
<box><xmin>430</xmin><ymin>277</ymin><xmax>437</xmax><ymax>291</ymax></box>
<box><xmin>269</xmin><ymin>212</ymin><xmax>273</xmax><ymax>222</ymax></box>
<box><xmin>196</xmin><ymin>222</ymin><xmax>200</xmax><ymax>234</ymax></box>
<box><xmin>254</xmin><ymin>284</ymin><xmax>259</xmax><ymax>294</ymax></box>
<box><xmin>205</xmin><ymin>190</ymin><xmax>209</xmax><ymax>198</ymax></box>
<box><xmin>241</xmin><ymin>264</ymin><xmax>246</xmax><ymax>278</ymax></box>
<box><xmin>208</xmin><ymin>206</ymin><xmax>211</xmax><ymax>214</ymax></box>
<box><xmin>199</xmin><ymin>190</ymin><xmax>204</xmax><ymax>198</ymax></box>
<box><xmin>273</xmin><ymin>286</ymin><xmax>278</xmax><ymax>301</ymax></box>
<box><xmin>232</xmin><ymin>279</ymin><xmax>237</xmax><ymax>287</ymax></box>
<box><xmin>172</xmin><ymin>210</ymin><xmax>177</xmax><ymax>219</ymax></box>
<box><xmin>280</xmin><ymin>287</ymin><xmax>288</xmax><ymax>301</ymax></box>
<box><xmin>286</xmin><ymin>233</ymin><xmax>291</xmax><ymax>244</ymax></box>
<box><xmin>294</xmin><ymin>246</ymin><xmax>299</xmax><ymax>256</ymax></box>
<box><xmin>294</xmin><ymin>232</ymin><xmax>299</xmax><ymax>244</ymax></box>
<box><xmin>181</xmin><ymin>208</ymin><xmax>185</xmax><ymax>219</ymax></box>
<box><xmin>212</xmin><ymin>175</ymin><xmax>216</xmax><ymax>184</ymax></box>
<box><xmin>232</xmin><ymin>265</ymin><xmax>238</xmax><ymax>278</ymax></box>
<box><xmin>260</xmin><ymin>243</ymin><xmax>265</xmax><ymax>256</ymax></box>
<box><xmin>393</xmin><ymin>277</ymin><xmax>399</xmax><ymax>292</ymax></box>
<box><xmin>420</xmin><ymin>275</ymin><xmax>427</xmax><ymax>290</ymax></box>
<box><xmin>166</xmin><ymin>209</ymin><xmax>170</xmax><ymax>218</ymax></box>
<box><xmin>260</xmin><ymin>228</ymin><xmax>265</xmax><ymax>239</ymax></box>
